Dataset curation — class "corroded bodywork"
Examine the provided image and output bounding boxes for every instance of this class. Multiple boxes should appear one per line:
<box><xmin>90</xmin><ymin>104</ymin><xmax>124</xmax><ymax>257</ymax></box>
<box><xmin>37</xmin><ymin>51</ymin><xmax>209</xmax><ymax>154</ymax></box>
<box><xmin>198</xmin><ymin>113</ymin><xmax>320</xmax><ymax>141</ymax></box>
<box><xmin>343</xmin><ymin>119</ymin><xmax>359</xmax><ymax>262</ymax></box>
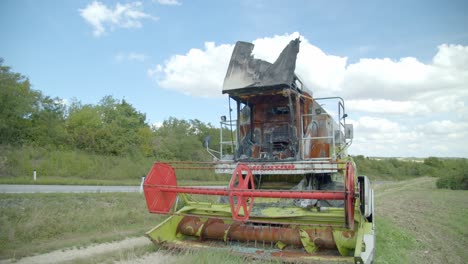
<box><xmin>143</xmin><ymin>38</ymin><xmax>375</xmax><ymax>263</ymax></box>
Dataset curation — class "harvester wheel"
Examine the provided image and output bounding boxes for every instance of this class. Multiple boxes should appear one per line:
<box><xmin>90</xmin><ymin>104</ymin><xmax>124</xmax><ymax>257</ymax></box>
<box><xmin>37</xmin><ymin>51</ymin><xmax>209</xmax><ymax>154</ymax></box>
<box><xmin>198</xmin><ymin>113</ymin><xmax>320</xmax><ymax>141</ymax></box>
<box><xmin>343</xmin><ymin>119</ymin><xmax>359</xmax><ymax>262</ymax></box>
<box><xmin>229</xmin><ymin>164</ymin><xmax>255</xmax><ymax>221</ymax></box>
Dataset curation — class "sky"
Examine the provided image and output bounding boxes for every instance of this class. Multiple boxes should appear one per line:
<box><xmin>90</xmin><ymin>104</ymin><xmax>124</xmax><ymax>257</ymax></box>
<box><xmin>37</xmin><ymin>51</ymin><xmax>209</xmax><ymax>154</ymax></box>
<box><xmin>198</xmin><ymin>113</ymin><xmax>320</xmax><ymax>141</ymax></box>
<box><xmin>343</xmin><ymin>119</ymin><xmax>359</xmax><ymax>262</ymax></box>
<box><xmin>1</xmin><ymin>0</ymin><xmax>467</xmax><ymax>158</ymax></box>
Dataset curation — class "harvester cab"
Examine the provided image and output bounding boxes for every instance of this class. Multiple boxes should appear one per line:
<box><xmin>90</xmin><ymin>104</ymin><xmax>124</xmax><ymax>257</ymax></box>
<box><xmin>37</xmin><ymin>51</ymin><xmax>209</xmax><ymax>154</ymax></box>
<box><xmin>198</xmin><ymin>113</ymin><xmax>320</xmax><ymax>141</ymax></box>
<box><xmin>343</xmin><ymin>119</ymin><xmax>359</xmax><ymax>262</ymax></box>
<box><xmin>143</xmin><ymin>38</ymin><xmax>375</xmax><ymax>263</ymax></box>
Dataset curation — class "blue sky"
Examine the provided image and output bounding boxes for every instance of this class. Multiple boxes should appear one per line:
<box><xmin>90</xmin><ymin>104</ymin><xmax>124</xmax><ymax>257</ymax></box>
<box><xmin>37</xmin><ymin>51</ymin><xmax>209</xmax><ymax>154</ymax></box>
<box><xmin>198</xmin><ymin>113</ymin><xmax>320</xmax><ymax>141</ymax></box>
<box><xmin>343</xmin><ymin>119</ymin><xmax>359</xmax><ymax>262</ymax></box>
<box><xmin>1</xmin><ymin>0</ymin><xmax>467</xmax><ymax>157</ymax></box>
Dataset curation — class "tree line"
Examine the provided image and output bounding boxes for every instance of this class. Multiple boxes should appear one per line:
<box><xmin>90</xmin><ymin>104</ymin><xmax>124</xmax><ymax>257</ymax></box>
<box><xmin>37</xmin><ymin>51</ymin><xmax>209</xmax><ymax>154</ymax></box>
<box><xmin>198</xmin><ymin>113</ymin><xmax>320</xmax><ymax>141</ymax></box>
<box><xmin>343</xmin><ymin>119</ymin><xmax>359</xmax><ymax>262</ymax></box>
<box><xmin>0</xmin><ymin>59</ymin><xmax>223</xmax><ymax>160</ymax></box>
<box><xmin>1</xmin><ymin>59</ymin><xmax>466</xmax><ymax>189</ymax></box>
<box><xmin>354</xmin><ymin>152</ymin><xmax>467</xmax><ymax>190</ymax></box>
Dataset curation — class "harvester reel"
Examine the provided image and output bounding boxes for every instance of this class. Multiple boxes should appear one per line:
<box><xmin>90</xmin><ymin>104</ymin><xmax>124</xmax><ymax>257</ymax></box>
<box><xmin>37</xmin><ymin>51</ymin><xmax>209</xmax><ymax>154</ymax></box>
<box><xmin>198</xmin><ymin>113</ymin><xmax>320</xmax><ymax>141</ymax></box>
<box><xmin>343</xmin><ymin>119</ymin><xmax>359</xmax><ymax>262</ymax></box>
<box><xmin>229</xmin><ymin>164</ymin><xmax>255</xmax><ymax>221</ymax></box>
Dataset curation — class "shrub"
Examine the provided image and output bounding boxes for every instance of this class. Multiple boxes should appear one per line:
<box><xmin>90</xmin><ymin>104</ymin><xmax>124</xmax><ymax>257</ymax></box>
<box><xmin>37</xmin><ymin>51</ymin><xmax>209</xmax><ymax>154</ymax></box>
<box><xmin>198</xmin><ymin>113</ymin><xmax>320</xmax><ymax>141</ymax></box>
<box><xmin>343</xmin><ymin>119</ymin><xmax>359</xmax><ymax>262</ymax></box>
<box><xmin>436</xmin><ymin>160</ymin><xmax>468</xmax><ymax>190</ymax></box>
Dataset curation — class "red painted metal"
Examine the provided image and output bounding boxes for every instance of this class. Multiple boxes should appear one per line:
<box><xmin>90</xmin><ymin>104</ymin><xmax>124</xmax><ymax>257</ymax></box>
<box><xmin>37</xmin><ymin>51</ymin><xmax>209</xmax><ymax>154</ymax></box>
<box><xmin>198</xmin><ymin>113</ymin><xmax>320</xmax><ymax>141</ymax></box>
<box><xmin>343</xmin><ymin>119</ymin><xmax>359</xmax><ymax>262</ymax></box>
<box><xmin>145</xmin><ymin>186</ymin><xmax>346</xmax><ymax>200</ymax></box>
<box><xmin>166</xmin><ymin>166</ymin><xmax>342</xmax><ymax>171</ymax></box>
<box><xmin>160</xmin><ymin>161</ymin><xmax>347</xmax><ymax>165</ymax></box>
<box><xmin>229</xmin><ymin>165</ymin><xmax>255</xmax><ymax>221</ymax></box>
<box><xmin>143</xmin><ymin>162</ymin><xmax>178</xmax><ymax>214</ymax></box>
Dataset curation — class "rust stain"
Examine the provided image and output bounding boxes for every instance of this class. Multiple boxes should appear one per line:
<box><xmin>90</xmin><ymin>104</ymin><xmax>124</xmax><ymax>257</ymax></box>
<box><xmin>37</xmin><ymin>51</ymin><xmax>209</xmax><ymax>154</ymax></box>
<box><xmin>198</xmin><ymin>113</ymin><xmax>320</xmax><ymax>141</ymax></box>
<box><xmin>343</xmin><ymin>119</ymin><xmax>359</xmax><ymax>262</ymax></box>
<box><xmin>341</xmin><ymin>230</ymin><xmax>355</xmax><ymax>239</ymax></box>
<box><xmin>177</xmin><ymin>216</ymin><xmax>337</xmax><ymax>250</ymax></box>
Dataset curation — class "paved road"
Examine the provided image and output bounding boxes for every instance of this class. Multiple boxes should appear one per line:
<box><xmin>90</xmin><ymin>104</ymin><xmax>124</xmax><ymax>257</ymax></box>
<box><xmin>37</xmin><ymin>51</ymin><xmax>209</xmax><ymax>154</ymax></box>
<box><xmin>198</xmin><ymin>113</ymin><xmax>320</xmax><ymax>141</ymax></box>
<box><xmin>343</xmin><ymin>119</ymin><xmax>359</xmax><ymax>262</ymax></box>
<box><xmin>0</xmin><ymin>184</ymin><xmax>140</xmax><ymax>193</ymax></box>
<box><xmin>1</xmin><ymin>181</ymin><xmax>383</xmax><ymax>194</ymax></box>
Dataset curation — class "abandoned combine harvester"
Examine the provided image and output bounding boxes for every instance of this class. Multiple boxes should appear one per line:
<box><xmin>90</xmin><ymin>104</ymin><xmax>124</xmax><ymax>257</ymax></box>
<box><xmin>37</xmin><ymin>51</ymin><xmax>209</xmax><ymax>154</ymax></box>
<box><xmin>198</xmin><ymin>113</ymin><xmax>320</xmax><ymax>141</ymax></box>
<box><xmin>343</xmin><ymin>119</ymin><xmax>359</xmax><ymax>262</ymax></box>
<box><xmin>143</xmin><ymin>38</ymin><xmax>375</xmax><ymax>263</ymax></box>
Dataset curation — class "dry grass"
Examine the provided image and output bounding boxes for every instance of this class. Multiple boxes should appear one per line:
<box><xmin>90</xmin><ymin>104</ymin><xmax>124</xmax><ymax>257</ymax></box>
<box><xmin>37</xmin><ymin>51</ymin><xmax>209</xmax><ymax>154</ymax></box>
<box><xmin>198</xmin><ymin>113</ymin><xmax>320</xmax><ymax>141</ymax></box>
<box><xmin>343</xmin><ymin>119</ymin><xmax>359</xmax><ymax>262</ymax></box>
<box><xmin>0</xmin><ymin>192</ymin><xmax>162</xmax><ymax>259</ymax></box>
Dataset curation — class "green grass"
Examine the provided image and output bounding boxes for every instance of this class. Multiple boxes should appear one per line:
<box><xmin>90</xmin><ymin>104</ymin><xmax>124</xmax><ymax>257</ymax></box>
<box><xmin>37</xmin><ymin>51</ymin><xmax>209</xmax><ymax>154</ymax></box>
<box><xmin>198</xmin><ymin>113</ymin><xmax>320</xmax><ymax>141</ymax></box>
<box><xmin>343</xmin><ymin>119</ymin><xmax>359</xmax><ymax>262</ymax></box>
<box><xmin>0</xmin><ymin>176</ymin><xmax>140</xmax><ymax>186</ymax></box>
<box><xmin>374</xmin><ymin>217</ymin><xmax>416</xmax><ymax>264</ymax></box>
<box><xmin>176</xmin><ymin>249</ymin><xmax>274</xmax><ymax>264</ymax></box>
<box><xmin>1</xmin><ymin>178</ymin><xmax>467</xmax><ymax>263</ymax></box>
<box><xmin>0</xmin><ymin>146</ymin><xmax>155</xmax><ymax>179</ymax></box>
<box><xmin>0</xmin><ymin>146</ymin><xmax>229</xmax><ymax>186</ymax></box>
<box><xmin>106</xmin><ymin>247</ymin><xmax>278</xmax><ymax>264</ymax></box>
<box><xmin>0</xmin><ymin>192</ymin><xmax>162</xmax><ymax>259</ymax></box>
<box><xmin>373</xmin><ymin>177</ymin><xmax>468</xmax><ymax>264</ymax></box>
<box><xmin>0</xmin><ymin>176</ymin><xmax>225</xmax><ymax>186</ymax></box>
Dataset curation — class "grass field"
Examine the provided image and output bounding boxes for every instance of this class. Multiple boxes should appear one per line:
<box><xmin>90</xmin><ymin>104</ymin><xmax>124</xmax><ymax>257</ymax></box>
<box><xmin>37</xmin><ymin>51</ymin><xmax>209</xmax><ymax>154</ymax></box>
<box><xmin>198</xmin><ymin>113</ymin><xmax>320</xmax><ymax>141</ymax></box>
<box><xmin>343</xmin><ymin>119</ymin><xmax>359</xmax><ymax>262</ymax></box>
<box><xmin>1</xmin><ymin>177</ymin><xmax>467</xmax><ymax>263</ymax></box>
<box><xmin>0</xmin><ymin>176</ymin><xmax>141</xmax><ymax>186</ymax></box>
<box><xmin>0</xmin><ymin>146</ymin><xmax>229</xmax><ymax>186</ymax></box>
<box><xmin>373</xmin><ymin>177</ymin><xmax>468</xmax><ymax>264</ymax></box>
<box><xmin>0</xmin><ymin>192</ymin><xmax>162</xmax><ymax>259</ymax></box>
<box><xmin>0</xmin><ymin>176</ymin><xmax>226</xmax><ymax>187</ymax></box>
<box><xmin>0</xmin><ymin>163</ymin><xmax>229</xmax><ymax>187</ymax></box>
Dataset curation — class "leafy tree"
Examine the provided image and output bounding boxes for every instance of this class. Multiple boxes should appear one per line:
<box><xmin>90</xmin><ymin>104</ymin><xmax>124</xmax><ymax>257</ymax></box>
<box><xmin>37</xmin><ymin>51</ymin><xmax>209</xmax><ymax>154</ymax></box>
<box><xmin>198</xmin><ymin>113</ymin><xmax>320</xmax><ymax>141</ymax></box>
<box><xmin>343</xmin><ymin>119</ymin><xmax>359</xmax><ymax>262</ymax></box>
<box><xmin>97</xmin><ymin>96</ymin><xmax>149</xmax><ymax>155</ymax></box>
<box><xmin>154</xmin><ymin>117</ymin><xmax>211</xmax><ymax>161</ymax></box>
<box><xmin>29</xmin><ymin>96</ymin><xmax>68</xmax><ymax>147</ymax></box>
<box><xmin>0</xmin><ymin>59</ymin><xmax>41</xmax><ymax>144</ymax></box>
<box><xmin>66</xmin><ymin>104</ymin><xmax>101</xmax><ymax>152</ymax></box>
<box><xmin>65</xmin><ymin>96</ymin><xmax>153</xmax><ymax>156</ymax></box>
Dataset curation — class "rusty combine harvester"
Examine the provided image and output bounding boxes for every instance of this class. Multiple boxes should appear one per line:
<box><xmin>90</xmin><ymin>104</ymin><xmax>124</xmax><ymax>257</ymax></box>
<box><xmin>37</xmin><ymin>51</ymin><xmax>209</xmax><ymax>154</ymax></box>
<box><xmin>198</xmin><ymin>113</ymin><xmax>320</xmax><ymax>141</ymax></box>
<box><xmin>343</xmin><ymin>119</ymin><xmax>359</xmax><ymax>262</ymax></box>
<box><xmin>143</xmin><ymin>38</ymin><xmax>375</xmax><ymax>263</ymax></box>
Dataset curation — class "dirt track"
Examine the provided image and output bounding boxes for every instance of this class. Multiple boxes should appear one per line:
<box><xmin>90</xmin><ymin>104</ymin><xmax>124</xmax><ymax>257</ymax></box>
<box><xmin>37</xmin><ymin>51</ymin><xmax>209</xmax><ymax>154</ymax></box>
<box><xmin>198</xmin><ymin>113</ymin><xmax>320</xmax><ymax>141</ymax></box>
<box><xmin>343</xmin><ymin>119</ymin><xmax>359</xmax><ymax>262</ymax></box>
<box><xmin>0</xmin><ymin>237</ymin><xmax>156</xmax><ymax>264</ymax></box>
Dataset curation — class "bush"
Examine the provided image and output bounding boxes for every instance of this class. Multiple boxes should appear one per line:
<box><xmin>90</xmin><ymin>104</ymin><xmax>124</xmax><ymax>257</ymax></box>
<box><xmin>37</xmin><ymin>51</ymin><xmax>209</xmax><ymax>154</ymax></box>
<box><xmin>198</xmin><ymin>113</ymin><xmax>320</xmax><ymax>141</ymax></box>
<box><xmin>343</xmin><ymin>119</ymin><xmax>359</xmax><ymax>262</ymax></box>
<box><xmin>436</xmin><ymin>160</ymin><xmax>468</xmax><ymax>190</ymax></box>
<box><xmin>354</xmin><ymin>156</ymin><xmax>468</xmax><ymax>183</ymax></box>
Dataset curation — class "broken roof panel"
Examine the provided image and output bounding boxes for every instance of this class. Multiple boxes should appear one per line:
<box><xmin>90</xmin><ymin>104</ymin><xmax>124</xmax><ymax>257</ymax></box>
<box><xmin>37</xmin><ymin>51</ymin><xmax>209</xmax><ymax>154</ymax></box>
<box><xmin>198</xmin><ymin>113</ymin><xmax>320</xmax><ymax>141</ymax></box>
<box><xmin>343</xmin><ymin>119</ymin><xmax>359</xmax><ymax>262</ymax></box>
<box><xmin>222</xmin><ymin>38</ymin><xmax>308</xmax><ymax>96</ymax></box>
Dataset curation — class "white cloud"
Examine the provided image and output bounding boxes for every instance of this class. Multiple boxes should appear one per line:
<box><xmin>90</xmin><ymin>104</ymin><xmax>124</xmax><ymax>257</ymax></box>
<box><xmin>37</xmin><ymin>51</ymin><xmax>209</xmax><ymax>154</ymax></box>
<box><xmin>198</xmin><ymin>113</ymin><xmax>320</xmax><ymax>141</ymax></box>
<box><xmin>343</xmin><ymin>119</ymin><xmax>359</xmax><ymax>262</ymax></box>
<box><xmin>115</xmin><ymin>52</ymin><xmax>148</xmax><ymax>62</ymax></box>
<box><xmin>433</xmin><ymin>44</ymin><xmax>468</xmax><ymax>69</ymax></box>
<box><xmin>148</xmin><ymin>42</ymin><xmax>234</xmax><ymax>97</ymax></box>
<box><xmin>251</xmin><ymin>32</ymin><xmax>347</xmax><ymax>94</ymax></box>
<box><xmin>150</xmin><ymin>32</ymin><xmax>468</xmax><ymax>157</ymax></box>
<box><xmin>152</xmin><ymin>33</ymin><xmax>467</xmax><ymax>109</ymax></box>
<box><xmin>356</xmin><ymin>116</ymin><xmax>401</xmax><ymax>133</ymax></box>
<box><xmin>79</xmin><ymin>1</ymin><xmax>157</xmax><ymax>37</ymax></box>
<box><xmin>341</xmin><ymin>57</ymin><xmax>432</xmax><ymax>100</ymax></box>
<box><xmin>156</xmin><ymin>0</ymin><xmax>182</xmax><ymax>6</ymax></box>
<box><xmin>149</xmin><ymin>32</ymin><xmax>348</xmax><ymax>97</ymax></box>
<box><xmin>341</xmin><ymin>51</ymin><xmax>468</xmax><ymax>102</ymax></box>
<box><xmin>347</xmin><ymin>99</ymin><xmax>431</xmax><ymax>115</ymax></box>
<box><xmin>348</xmin><ymin>116</ymin><xmax>467</xmax><ymax>157</ymax></box>
<box><xmin>416</xmin><ymin>120</ymin><xmax>468</xmax><ymax>136</ymax></box>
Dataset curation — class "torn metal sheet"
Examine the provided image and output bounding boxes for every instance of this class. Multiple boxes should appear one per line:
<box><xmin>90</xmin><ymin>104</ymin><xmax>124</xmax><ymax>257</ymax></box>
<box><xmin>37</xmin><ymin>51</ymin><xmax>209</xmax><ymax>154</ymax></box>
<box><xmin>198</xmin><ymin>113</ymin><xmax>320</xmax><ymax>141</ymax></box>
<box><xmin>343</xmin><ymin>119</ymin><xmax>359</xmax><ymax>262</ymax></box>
<box><xmin>223</xmin><ymin>38</ymin><xmax>301</xmax><ymax>93</ymax></box>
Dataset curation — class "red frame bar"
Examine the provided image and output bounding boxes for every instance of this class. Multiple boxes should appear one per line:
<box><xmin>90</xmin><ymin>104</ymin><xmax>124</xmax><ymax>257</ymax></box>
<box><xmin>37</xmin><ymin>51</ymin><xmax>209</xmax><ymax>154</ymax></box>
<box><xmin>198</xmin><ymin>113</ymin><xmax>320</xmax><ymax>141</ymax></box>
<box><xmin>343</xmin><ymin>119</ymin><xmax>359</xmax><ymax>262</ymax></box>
<box><xmin>145</xmin><ymin>185</ymin><xmax>346</xmax><ymax>200</ymax></box>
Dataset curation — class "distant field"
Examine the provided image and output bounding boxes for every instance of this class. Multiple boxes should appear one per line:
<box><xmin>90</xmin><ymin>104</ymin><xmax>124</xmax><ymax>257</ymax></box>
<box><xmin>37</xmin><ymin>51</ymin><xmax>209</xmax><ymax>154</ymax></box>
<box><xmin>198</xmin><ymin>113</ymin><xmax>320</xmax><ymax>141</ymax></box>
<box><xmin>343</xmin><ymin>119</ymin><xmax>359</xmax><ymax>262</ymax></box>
<box><xmin>1</xmin><ymin>177</ymin><xmax>466</xmax><ymax>263</ymax></box>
